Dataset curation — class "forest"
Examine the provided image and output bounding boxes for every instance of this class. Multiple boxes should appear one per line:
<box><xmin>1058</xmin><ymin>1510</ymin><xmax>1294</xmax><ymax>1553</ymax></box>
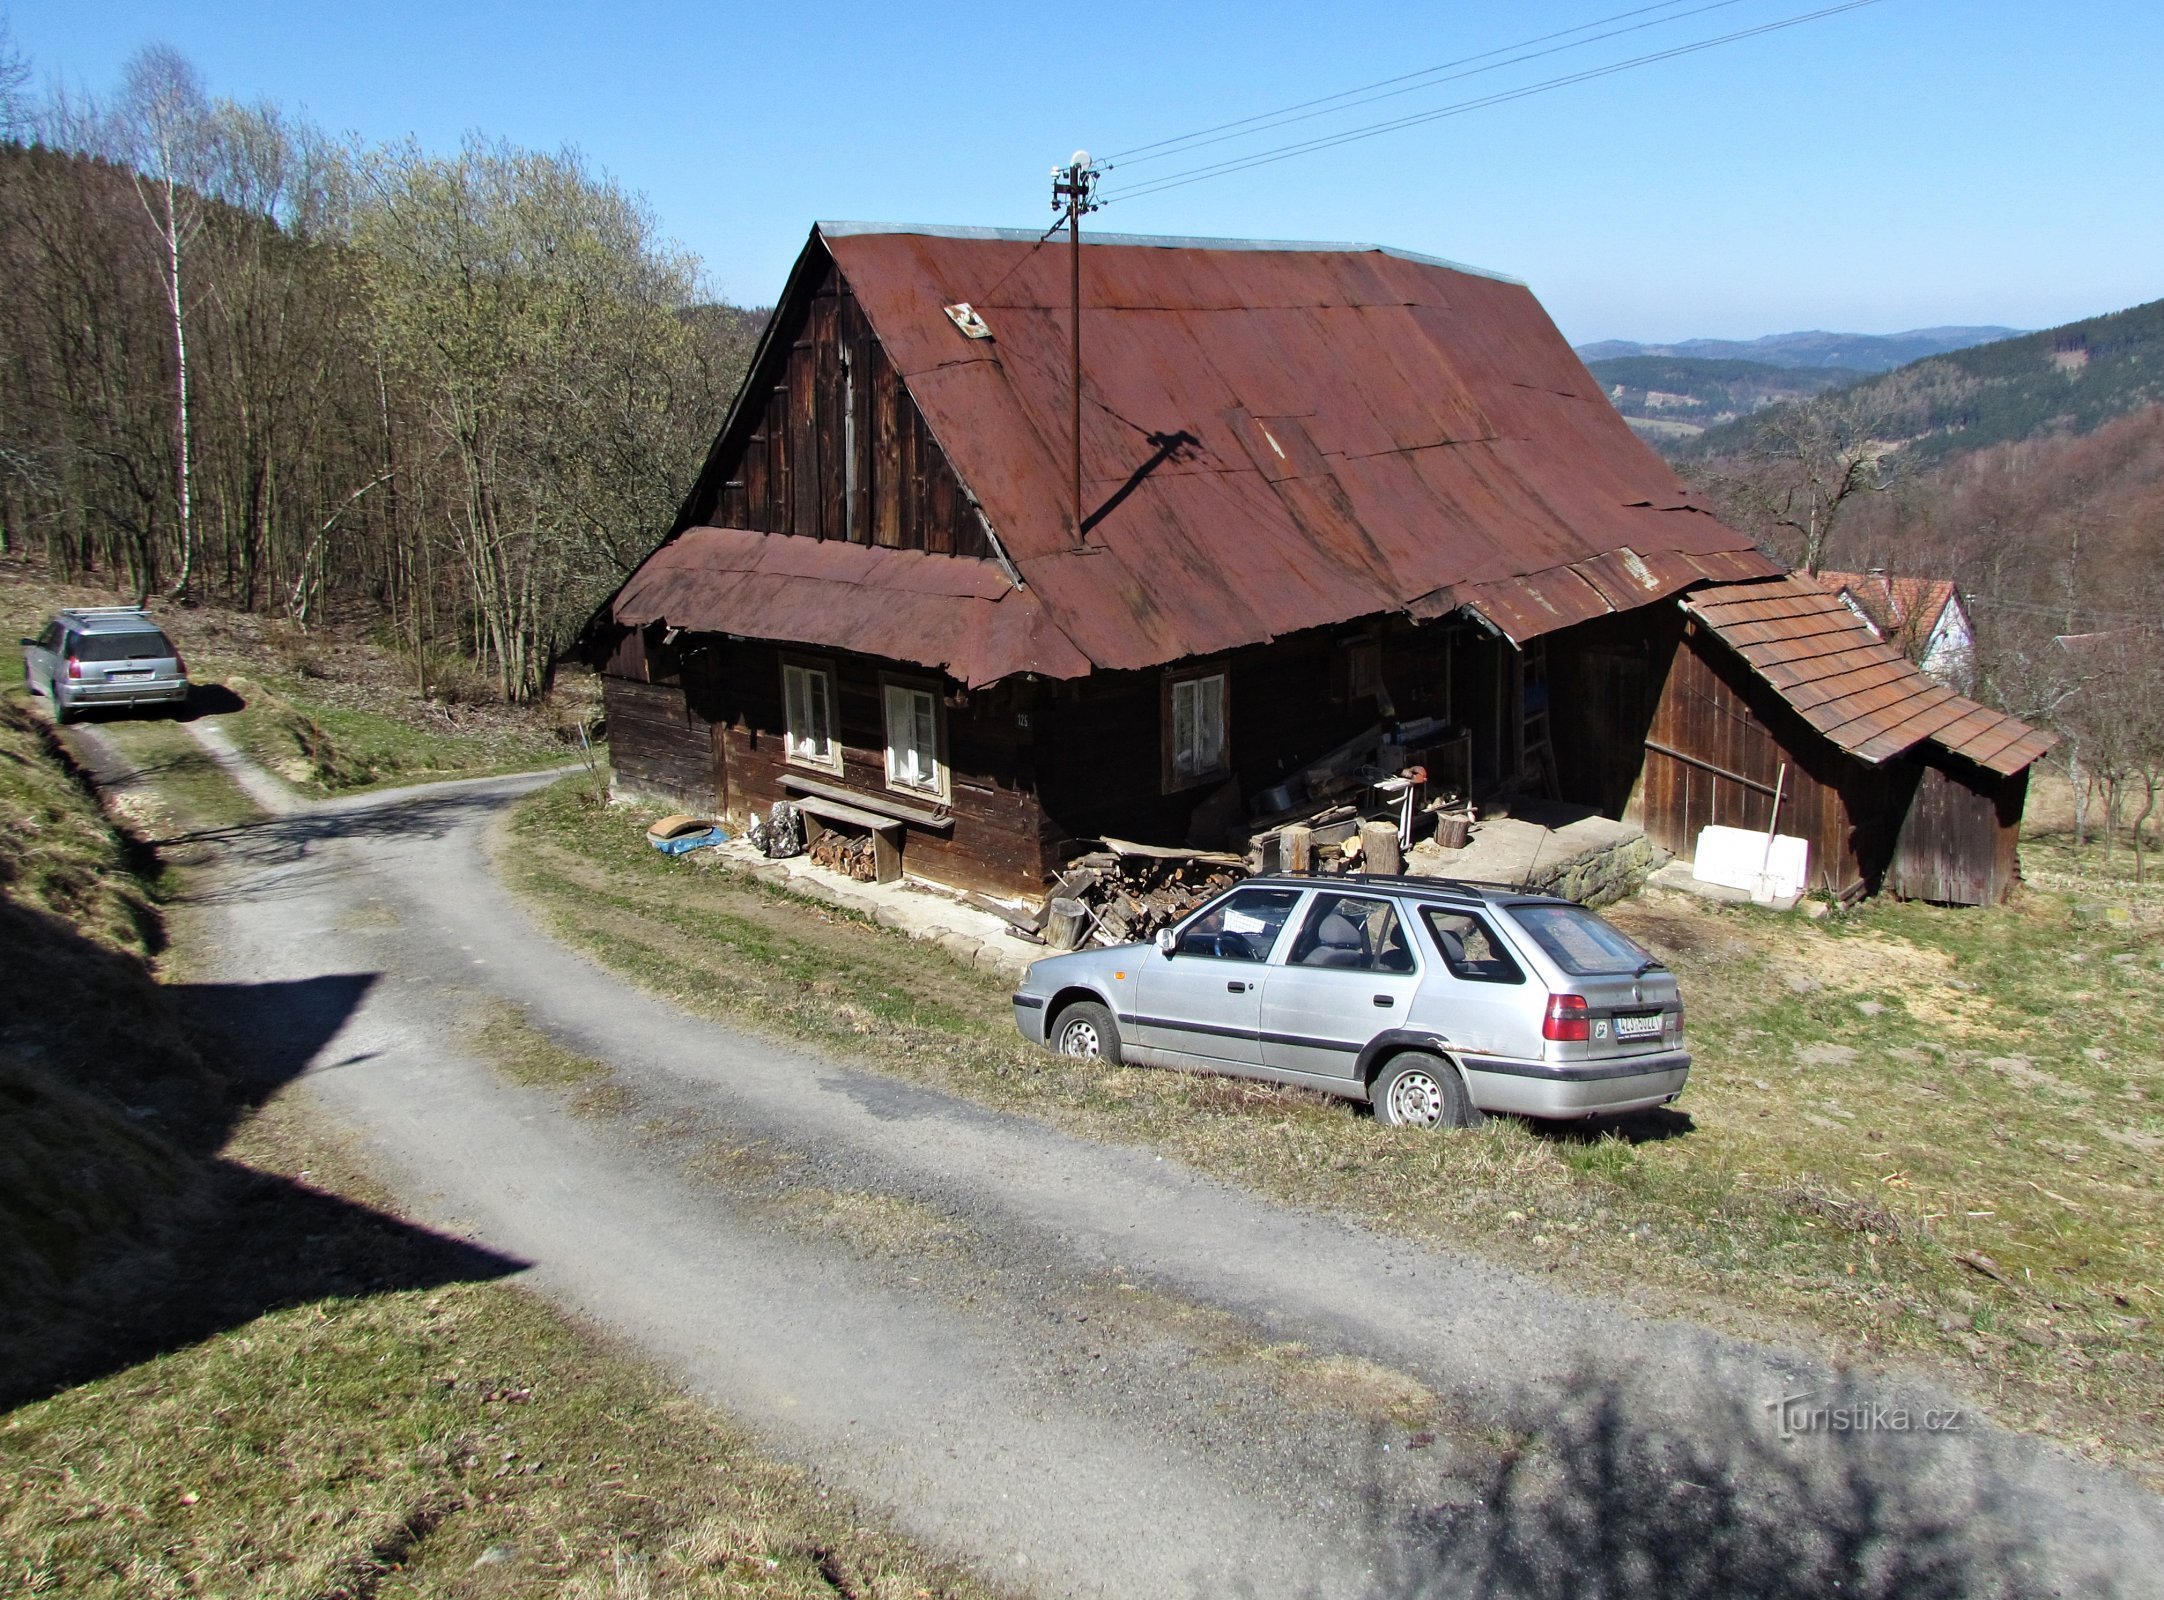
<box><xmin>0</xmin><ymin>45</ymin><xmax>759</xmax><ymax>702</ymax></box>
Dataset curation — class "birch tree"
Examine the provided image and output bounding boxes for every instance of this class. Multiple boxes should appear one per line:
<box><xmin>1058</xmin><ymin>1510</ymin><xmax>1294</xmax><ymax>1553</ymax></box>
<box><xmin>115</xmin><ymin>47</ymin><xmax>211</xmax><ymax>598</ymax></box>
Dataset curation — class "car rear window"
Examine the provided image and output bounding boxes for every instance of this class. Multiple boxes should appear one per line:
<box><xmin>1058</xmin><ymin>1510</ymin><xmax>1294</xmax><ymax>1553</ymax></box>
<box><xmin>72</xmin><ymin>630</ymin><xmax>172</xmax><ymax>662</ymax></box>
<box><xmin>1505</xmin><ymin>904</ymin><xmax>1657</xmax><ymax>977</ymax></box>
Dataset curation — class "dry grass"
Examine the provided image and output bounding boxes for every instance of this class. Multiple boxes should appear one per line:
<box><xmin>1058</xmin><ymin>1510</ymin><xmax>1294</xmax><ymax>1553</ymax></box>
<box><xmin>508</xmin><ymin>778</ymin><xmax>2164</xmax><ymax>1481</ymax></box>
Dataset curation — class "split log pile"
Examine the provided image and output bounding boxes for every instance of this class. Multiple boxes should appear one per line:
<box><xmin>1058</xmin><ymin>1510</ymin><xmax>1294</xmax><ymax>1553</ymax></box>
<box><xmin>985</xmin><ymin>839</ymin><xmax>1249</xmax><ymax>951</ymax></box>
<box><xmin>808</xmin><ymin>828</ymin><xmax>880</xmax><ymax>882</ymax></box>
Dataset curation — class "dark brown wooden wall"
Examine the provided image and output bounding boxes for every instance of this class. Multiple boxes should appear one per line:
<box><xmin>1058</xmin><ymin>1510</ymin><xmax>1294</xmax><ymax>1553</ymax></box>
<box><xmin>1032</xmin><ymin>620</ymin><xmax>1461</xmax><ymax>850</ymax></box>
<box><xmin>695</xmin><ymin>253</ymin><xmax>992</xmax><ymax>558</ymax></box>
<box><xmin>696</xmin><ymin>639</ymin><xmax>1048</xmax><ymax>897</ymax></box>
<box><xmin>1634</xmin><ymin>624</ymin><xmax>1894</xmax><ymax>895</ymax></box>
<box><xmin>1888</xmin><ymin>756</ymin><xmax>2026</xmax><ymax>905</ymax></box>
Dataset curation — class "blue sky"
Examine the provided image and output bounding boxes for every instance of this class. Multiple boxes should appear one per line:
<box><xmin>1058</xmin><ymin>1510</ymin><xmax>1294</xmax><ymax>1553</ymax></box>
<box><xmin>12</xmin><ymin>1</ymin><xmax>2161</xmax><ymax>343</ymax></box>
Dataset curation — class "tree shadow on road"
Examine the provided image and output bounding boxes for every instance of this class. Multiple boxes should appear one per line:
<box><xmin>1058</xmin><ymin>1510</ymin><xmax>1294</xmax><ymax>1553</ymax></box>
<box><xmin>1341</xmin><ymin>1364</ymin><xmax>2136</xmax><ymax>1599</ymax></box>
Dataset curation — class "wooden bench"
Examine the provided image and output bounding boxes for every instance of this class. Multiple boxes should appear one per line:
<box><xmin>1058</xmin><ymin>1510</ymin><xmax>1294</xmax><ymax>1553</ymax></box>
<box><xmin>789</xmin><ymin>794</ymin><xmax>907</xmax><ymax>883</ymax></box>
<box><xmin>779</xmin><ymin>777</ymin><xmax>956</xmax><ymax>886</ymax></box>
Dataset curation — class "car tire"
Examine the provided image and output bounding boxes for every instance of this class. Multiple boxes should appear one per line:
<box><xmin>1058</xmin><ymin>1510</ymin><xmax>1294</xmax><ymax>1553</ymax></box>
<box><xmin>1051</xmin><ymin>1000</ymin><xmax>1123</xmax><ymax>1066</ymax></box>
<box><xmin>1372</xmin><ymin>1051</ymin><xmax>1482</xmax><ymax>1129</ymax></box>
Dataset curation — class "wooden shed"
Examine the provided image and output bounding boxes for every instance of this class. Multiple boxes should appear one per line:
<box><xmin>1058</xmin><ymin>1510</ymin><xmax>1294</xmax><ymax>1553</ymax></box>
<box><xmin>1626</xmin><ymin>576</ymin><xmax>2054</xmax><ymax>905</ymax></box>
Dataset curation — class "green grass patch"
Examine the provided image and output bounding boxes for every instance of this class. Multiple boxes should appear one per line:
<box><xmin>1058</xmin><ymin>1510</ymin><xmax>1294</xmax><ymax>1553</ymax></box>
<box><xmin>467</xmin><ymin>997</ymin><xmax>609</xmax><ymax>1088</ymax></box>
<box><xmin>507</xmin><ymin>776</ymin><xmax>2164</xmax><ymax>1480</ymax></box>
<box><xmin>218</xmin><ymin>686</ymin><xmax>574</xmax><ymax>797</ymax></box>
<box><xmin>86</xmin><ymin>717</ymin><xmax>265</xmax><ymax>835</ymax></box>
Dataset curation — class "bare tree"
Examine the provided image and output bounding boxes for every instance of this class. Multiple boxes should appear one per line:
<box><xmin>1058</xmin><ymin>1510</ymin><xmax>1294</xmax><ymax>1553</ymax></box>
<box><xmin>115</xmin><ymin>46</ymin><xmax>211</xmax><ymax>599</ymax></box>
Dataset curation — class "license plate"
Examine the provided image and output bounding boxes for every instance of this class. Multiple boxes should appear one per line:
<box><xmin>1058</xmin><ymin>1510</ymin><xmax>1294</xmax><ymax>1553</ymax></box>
<box><xmin>1614</xmin><ymin>1012</ymin><xmax>1664</xmax><ymax>1039</ymax></box>
<box><xmin>109</xmin><ymin>669</ymin><xmax>150</xmax><ymax>680</ymax></box>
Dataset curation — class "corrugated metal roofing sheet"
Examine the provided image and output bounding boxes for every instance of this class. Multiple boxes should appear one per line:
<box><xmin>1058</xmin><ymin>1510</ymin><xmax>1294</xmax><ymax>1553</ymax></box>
<box><xmin>778</xmin><ymin>227</ymin><xmax>1775</xmax><ymax>673</ymax></box>
<box><xmin>612</xmin><ymin>526</ymin><xmax>1090</xmax><ymax>687</ymax></box>
<box><xmin>1682</xmin><ymin>576</ymin><xmax>2056</xmax><ymax>775</ymax></box>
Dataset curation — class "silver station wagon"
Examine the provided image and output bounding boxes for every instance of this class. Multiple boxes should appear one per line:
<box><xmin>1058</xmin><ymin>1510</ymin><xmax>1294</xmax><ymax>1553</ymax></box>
<box><xmin>1012</xmin><ymin>873</ymin><xmax>1687</xmax><ymax>1127</ymax></box>
<box><xmin>22</xmin><ymin>606</ymin><xmax>190</xmax><ymax>723</ymax></box>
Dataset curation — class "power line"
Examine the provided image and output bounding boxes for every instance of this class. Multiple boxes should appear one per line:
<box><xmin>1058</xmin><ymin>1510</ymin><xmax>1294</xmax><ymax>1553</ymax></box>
<box><xmin>1099</xmin><ymin>0</ymin><xmax>1885</xmax><ymax>207</ymax></box>
<box><xmin>1104</xmin><ymin>0</ymin><xmax>1752</xmax><ymax>173</ymax></box>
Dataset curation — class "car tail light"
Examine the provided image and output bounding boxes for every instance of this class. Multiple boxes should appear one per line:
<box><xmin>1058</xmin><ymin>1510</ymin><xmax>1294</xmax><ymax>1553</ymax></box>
<box><xmin>172</xmin><ymin>652</ymin><xmax>187</xmax><ymax>675</ymax></box>
<box><xmin>65</xmin><ymin>656</ymin><xmax>81</xmax><ymax>680</ymax></box>
<box><xmin>1543</xmin><ymin>993</ymin><xmax>1591</xmax><ymax>1042</ymax></box>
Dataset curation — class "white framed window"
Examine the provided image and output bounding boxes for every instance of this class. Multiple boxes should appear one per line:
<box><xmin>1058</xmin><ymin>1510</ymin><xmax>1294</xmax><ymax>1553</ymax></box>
<box><xmin>781</xmin><ymin>659</ymin><xmax>841</xmax><ymax>772</ymax></box>
<box><xmin>883</xmin><ymin>678</ymin><xmax>947</xmax><ymax>798</ymax></box>
<box><xmin>1165</xmin><ymin>670</ymin><xmax>1228</xmax><ymax>790</ymax></box>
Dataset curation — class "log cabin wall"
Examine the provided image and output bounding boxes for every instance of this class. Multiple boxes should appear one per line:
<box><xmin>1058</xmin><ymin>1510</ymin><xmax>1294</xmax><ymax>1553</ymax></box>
<box><xmin>1633</xmin><ymin>622</ymin><xmax>1897</xmax><ymax>896</ymax></box>
<box><xmin>692</xmin><ymin>254</ymin><xmax>992</xmax><ymax>559</ymax></box>
<box><xmin>598</xmin><ymin>625</ymin><xmax>720</xmax><ymax>809</ymax></box>
<box><xmin>1544</xmin><ymin>607</ymin><xmax>1676</xmax><ymax>819</ymax></box>
<box><xmin>697</xmin><ymin>637</ymin><xmax>1050</xmax><ymax>897</ymax></box>
<box><xmin>1032</xmin><ymin>619</ymin><xmax>1460</xmax><ymax>852</ymax></box>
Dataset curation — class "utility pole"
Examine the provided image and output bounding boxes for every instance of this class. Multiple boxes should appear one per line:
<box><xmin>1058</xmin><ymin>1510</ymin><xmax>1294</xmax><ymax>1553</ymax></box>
<box><xmin>1051</xmin><ymin>151</ymin><xmax>1099</xmax><ymax>543</ymax></box>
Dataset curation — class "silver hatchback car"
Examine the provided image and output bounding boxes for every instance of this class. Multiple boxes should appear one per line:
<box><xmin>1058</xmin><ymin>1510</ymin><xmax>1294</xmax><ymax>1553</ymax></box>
<box><xmin>22</xmin><ymin>607</ymin><xmax>191</xmax><ymax>723</ymax></box>
<box><xmin>1012</xmin><ymin>873</ymin><xmax>1688</xmax><ymax>1127</ymax></box>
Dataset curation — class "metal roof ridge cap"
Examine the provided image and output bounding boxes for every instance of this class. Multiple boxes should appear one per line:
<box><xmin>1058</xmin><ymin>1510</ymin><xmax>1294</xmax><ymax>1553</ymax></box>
<box><xmin>816</xmin><ymin>220</ymin><xmax>1522</xmax><ymax>283</ymax></box>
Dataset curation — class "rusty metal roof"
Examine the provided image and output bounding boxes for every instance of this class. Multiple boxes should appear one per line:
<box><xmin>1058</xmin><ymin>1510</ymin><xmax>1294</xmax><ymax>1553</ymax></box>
<box><xmin>612</xmin><ymin>526</ymin><xmax>1090</xmax><ymax>687</ymax></box>
<box><xmin>1682</xmin><ymin>575</ymin><xmax>2056</xmax><ymax>775</ymax></box>
<box><xmin>620</xmin><ymin>223</ymin><xmax>1778</xmax><ymax>679</ymax></box>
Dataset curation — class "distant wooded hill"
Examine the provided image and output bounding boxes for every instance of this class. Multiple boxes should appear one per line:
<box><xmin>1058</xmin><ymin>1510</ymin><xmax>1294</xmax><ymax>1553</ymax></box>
<box><xmin>1686</xmin><ymin>297</ymin><xmax>2164</xmax><ymax>469</ymax></box>
<box><xmin>1574</xmin><ymin>326</ymin><xmax>2024</xmax><ymax>372</ymax></box>
<box><xmin>1581</xmin><ymin>356</ymin><xmax>1843</xmax><ymax>445</ymax></box>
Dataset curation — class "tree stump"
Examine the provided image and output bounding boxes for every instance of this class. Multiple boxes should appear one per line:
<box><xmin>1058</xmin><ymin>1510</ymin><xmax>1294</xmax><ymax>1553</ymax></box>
<box><xmin>1045</xmin><ymin>897</ymin><xmax>1089</xmax><ymax>951</ymax></box>
<box><xmin>1360</xmin><ymin>819</ymin><xmax>1402</xmax><ymax>876</ymax></box>
<box><xmin>1281</xmin><ymin>824</ymin><xmax>1313</xmax><ymax>874</ymax></box>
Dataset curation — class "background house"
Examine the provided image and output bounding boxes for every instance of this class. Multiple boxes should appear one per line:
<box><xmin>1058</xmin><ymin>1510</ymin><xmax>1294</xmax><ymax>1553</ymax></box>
<box><xmin>1811</xmin><ymin>568</ymin><xmax>1976</xmax><ymax>690</ymax></box>
<box><xmin>593</xmin><ymin>223</ymin><xmax>2050</xmax><ymax>905</ymax></box>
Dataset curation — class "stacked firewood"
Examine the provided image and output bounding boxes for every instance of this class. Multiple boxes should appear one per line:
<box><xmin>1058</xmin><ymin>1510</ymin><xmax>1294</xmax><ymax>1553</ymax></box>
<box><xmin>808</xmin><ymin>828</ymin><xmax>879</xmax><ymax>882</ymax></box>
<box><xmin>1037</xmin><ymin>845</ymin><xmax>1248</xmax><ymax>950</ymax></box>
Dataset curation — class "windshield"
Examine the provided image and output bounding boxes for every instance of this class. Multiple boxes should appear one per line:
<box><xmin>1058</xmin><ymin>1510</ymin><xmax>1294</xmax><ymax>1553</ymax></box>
<box><xmin>1506</xmin><ymin>903</ymin><xmax>1658</xmax><ymax>977</ymax></box>
<box><xmin>72</xmin><ymin>630</ymin><xmax>172</xmax><ymax>663</ymax></box>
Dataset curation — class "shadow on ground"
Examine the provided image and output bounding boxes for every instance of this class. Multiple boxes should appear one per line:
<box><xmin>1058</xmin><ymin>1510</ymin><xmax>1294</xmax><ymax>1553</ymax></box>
<box><xmin>1336</xmin><ymin>1364</ymin><xmax>2112</xmax><ymax>1599</ymax></box>
<box><xmin>0</xmin><ymin>891</ymin><xmax>525</xmax><ymax>1408</ymax></box>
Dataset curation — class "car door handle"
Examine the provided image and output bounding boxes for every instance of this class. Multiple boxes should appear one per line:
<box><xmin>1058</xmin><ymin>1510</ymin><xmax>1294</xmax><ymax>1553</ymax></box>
<box><xmin>1226</xmin><ymin>981</ymin><xmax>1249</xmax><ymax>993</ymax></box>
<box><xmin>1373</xmin><ymin>994</ymin><xmax>1395</xmax><ymax>1007</ymax></box>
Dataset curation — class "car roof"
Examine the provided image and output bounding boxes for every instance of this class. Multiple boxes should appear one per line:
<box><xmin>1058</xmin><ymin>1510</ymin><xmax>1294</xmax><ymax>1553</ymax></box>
<box><xmin>59</xmin><ymin>607</ymin><xmax>166</xmax><ymax>634</ymax></box>
<box><xmin>1242</xmin><ymin>871</ymin><xmax>1572</xmax><ymax>909</ymax></box>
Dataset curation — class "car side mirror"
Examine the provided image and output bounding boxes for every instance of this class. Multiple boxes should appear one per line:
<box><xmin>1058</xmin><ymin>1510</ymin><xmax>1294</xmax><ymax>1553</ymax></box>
<box><xmin>1155</xmin><ymin>927</ymin><xmax>1179</xmax><ymax>957</ymax></box>
<box><xmin>18</xmin><ymin>638</ymin><xmax>35</xmax><ymax>648</ymax></box>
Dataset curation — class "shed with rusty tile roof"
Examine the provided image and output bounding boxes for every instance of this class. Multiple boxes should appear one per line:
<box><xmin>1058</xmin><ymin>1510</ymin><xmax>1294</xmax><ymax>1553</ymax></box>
<box><xmin>1628</xmin><ymin>575</ymin><xmax>2055</xmax><ymax>904</ymax></box>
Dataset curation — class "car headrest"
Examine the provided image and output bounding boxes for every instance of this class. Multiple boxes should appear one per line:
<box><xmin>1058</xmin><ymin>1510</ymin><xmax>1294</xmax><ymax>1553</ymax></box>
<box><xmin>1316</xmin><ymin>913</ymin><xmax>1364</xmax><ymax>949</ymax></box>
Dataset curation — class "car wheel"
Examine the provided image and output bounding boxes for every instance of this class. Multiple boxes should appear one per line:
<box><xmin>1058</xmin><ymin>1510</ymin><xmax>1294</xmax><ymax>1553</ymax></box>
<box><xmin>1052</xmin><ymin>1000</ymin><xmax>1123</xmax><ymax>1066</ymax></box>
<box><xmin>1372</xmin><ymin>1052</ymin><xmax>1481</xmax><ymax>1129</ymax></box>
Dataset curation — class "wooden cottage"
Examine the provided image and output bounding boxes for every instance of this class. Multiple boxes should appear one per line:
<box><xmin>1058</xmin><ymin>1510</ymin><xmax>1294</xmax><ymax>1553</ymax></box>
<box><xmin>592</xmin><ymin>223</ymin><xmax>2050</xmax><ymax>905</ymax></box>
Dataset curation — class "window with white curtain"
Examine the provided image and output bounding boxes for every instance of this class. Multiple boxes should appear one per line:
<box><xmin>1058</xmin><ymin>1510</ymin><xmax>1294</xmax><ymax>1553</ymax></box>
<box><xmin>883</xmin><ymin>680</ymin><xmax>945</xmax><ymax>797</ymax></box>
<box><xmin>782</xmin><ymin>660</ymin><xmax>840</xmax><ymax>772</ymax></box>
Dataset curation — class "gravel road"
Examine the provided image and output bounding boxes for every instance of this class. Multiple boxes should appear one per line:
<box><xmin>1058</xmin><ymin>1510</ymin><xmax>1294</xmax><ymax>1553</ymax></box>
<box><xmin>155</xmin><ymin>761</ymin><xmax>2162</xmax><ymax>1598</ymax></box>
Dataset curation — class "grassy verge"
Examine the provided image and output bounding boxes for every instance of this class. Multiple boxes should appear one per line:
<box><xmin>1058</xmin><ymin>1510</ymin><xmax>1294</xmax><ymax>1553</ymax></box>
<box><xmin>506</xmin><ymin>778</ymin><xmax>2164</xmax><ymax>1480</ymax></box>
